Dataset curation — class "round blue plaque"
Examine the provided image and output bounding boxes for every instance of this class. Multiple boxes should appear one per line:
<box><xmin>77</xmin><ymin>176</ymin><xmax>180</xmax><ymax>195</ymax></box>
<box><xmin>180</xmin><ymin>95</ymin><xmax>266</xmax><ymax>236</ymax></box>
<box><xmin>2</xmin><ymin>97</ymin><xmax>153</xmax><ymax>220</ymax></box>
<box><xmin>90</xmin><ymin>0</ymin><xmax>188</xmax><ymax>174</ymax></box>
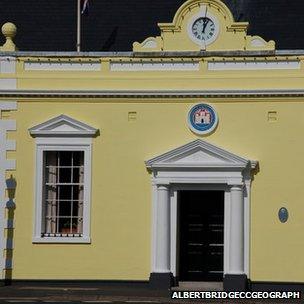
<box><xmin>188</xmin><ymin>104</ymin><xmax>218</xmax><ymax>135</ymax></box>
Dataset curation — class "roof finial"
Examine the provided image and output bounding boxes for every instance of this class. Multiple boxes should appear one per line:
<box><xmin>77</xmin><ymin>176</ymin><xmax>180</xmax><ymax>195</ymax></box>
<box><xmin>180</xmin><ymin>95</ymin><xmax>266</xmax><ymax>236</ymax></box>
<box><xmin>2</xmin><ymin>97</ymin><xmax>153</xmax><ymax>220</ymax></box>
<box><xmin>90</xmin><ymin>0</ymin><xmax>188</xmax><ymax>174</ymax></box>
<box><xmin>0</xmin><ymin>22</ymin><xmax>17</xmax><ymax>51</ymax></box>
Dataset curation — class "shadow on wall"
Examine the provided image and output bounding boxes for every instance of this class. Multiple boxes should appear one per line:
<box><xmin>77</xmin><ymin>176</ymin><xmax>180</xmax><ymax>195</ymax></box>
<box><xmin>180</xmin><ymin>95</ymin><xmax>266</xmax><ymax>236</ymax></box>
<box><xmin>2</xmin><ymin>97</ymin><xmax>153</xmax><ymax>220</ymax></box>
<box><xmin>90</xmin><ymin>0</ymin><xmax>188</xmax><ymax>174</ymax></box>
<box><xmin>4</xmin><ymin>175</ymin><xmax>16</xmax><ymax>285</ymax></box>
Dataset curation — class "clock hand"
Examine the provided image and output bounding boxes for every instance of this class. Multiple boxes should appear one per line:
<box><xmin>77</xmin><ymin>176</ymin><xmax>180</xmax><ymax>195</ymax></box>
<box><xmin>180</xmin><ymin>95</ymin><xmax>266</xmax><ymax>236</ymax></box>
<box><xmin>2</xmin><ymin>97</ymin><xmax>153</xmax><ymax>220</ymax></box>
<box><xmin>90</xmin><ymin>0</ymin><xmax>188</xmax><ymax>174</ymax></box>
<box><xmin>202</xmin><ymin>19</ymin><xmax>209</xmax><ymax>33</ymax></box>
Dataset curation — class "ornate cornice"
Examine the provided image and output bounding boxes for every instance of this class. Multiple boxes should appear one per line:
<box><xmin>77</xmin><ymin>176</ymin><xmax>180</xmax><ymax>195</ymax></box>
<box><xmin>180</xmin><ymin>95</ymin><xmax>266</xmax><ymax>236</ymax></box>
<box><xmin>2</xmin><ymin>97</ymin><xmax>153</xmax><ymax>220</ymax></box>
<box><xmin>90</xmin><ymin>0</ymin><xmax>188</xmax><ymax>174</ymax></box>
<box><xmin>1</xmin><ymin>89</ymin><xmax>304</xmax><ymax>99</ymax></box>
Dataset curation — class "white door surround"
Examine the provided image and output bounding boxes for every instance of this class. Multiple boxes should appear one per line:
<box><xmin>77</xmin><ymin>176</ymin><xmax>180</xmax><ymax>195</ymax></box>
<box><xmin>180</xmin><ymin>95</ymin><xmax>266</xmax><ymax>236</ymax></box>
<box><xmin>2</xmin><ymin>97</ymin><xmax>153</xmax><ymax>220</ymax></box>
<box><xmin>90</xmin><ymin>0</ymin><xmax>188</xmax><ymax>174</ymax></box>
<box><xmin>145</xmin><ymin>139</ymin><xmax>257</xmax><ymax>287</ymax></box>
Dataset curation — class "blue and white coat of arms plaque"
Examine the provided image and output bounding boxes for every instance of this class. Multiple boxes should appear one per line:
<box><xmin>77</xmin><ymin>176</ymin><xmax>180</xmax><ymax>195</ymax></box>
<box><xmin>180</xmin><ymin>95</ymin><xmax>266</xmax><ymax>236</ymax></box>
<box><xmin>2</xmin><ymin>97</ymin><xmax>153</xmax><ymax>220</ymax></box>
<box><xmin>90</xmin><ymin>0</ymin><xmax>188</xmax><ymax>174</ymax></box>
<box><xmin>188</xmin><ymin>104</ymin><xmax>218</xmax><ymax>135</ymax></box>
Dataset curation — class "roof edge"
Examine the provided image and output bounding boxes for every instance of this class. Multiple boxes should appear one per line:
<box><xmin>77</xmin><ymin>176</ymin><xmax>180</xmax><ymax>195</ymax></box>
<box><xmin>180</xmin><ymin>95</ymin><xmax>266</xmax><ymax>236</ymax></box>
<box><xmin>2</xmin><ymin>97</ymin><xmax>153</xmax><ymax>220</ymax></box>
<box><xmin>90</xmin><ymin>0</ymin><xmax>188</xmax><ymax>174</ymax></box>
<box><xmin>2</xmin><ymin>50</ymin><xmax>304</xmax><ymax>58</ymax></box>
<box><xmin>2</xmin><ymin>50</ymin><xmax>303</xmax><ymax>58</ymax></box>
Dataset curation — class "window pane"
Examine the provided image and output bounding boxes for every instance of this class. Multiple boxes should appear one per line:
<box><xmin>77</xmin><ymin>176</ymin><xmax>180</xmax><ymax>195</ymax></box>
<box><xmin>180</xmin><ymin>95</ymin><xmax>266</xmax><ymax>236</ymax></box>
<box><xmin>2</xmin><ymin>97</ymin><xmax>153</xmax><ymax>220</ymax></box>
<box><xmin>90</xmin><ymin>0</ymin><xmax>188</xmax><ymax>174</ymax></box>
<box><xmin>58</xmin><ymin>185</ymin><xmax>73</xmax><ymax>199</ymax></box>
<box><xmin>59</xmin><ymin>167</ymin><xmax>72</xmax><ymax>183</ymax></box>
<box><xmin>72</xmin><ymin>185</ymin><xmax>81</xmax><ymax>198</ymax></box>
<box><xmin>45</xmin><ymin>167</ymin><xmax>57</xmax><ymax>184</ymax></box>
<box><xmin>59</xmin><ymin>201</ymin><xmax>72</xmax><ymax>217</ymax></box>
<box><xmin>73</xmin><ymin>217</ymin><xmax>83</xmax><ymax>234</ymax></box>
<box><xmin>45</xmin><ymin>151</ymin><xmax>58</xmax><ymax>166</ymax></box>
<box><xmin>73</xmin><ymin>151</ymin><xmax>84</xmax><ymax>166</ymax></box>
<box><xmin>73</xmin><ymin>201</ymin><xmax>83</xmax><ymax>217</ymax></box>
<box><xmin>59</xmin><ymin>151</ymin><xmax>73</xmax><ymax>166</ymax></box>
<box><xmin>59</xmin><ymin>217</ymin><xmax>73</xmax><ymax>234</ymax></box>
<box><xmin>44</xmin><ymin>151</ymin><xmax>58</xmax><ymax>184</ymax></box>
<box><xmin>72</xmin><ymin>167</ymin><xmax>80</xmax><ymax>183</ymax></box>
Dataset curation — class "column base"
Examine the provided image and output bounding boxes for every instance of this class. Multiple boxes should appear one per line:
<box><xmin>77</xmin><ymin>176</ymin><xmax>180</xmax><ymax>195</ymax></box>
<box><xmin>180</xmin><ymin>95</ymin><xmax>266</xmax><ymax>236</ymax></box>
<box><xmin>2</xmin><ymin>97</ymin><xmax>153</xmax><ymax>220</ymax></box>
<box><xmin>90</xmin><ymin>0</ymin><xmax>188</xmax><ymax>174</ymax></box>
<box><xmin>149</xmin><ymin>272</ymin><xmax>174</xmax><ymax>289</ymax></box>
<box><xmin>223</xmin><ymin>274</ymin><xmax>248</xmax><ymax>291</ymax></box>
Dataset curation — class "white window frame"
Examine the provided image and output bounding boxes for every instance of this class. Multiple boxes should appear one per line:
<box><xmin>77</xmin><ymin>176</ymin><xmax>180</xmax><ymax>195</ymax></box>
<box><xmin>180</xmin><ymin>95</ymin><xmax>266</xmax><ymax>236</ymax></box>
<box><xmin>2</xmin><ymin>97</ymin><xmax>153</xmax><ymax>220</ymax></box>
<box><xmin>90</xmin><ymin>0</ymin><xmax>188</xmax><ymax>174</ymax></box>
<box><xmin>32</xmin><ymin>137</ymin><xmax>92</xmax><ymax>244</ymax></box>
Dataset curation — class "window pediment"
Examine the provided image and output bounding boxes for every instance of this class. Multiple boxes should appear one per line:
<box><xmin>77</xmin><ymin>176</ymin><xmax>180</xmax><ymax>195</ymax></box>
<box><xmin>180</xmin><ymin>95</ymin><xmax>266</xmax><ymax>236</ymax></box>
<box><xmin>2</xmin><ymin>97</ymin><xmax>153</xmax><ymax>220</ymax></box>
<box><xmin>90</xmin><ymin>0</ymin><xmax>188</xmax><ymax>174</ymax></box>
<box><xmin>29</xmin><ymin>114</ymin><xmax>98</xmax><ymax>137</ymax></box>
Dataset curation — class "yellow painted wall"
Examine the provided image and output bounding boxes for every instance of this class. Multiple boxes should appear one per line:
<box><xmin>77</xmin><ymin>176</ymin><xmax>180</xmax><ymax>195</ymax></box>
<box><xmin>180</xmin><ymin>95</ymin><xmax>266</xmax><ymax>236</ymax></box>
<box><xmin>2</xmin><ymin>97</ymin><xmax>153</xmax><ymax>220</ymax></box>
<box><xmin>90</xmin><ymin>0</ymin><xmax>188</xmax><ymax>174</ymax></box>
<box><xmin>15</xmin><ymin>58</ymin><xmax>304</xmax><ymax>91</ymax></box>
<box><xmin>8</xmin><ymin>98</ymin><xmax>304</xmax><ymax>282</ymax></box>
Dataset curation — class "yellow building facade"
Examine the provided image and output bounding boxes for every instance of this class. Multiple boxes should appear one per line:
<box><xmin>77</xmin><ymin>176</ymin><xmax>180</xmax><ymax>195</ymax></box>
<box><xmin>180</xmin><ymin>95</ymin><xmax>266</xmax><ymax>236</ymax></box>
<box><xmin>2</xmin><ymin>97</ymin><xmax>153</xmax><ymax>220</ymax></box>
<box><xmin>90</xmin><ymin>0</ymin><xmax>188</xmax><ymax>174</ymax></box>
<box><xmin>1</xmin><ymin>0</ymin><xmax>304</xmax><ymax>291</ymax></box>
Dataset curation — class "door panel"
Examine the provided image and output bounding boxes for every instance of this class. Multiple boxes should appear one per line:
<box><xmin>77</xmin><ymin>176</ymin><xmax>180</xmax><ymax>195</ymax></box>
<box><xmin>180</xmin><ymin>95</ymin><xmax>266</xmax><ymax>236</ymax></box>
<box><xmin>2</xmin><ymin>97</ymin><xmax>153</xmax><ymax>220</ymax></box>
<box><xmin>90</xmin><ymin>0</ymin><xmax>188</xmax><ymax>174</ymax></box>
<box><xmin>179</xmin><ymin>190</ymin><xmax>224</xmax><ymax>281</ymax></box>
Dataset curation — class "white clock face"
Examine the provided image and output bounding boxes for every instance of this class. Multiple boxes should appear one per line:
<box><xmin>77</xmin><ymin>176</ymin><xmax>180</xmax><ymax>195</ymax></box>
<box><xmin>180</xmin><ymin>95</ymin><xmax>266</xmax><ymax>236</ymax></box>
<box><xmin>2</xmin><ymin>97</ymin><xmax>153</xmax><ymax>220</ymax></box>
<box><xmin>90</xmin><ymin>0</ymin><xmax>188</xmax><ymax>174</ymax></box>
<box><xmin>192</xmin><ymin>17</ymin><xmax>216</xmax><ymax>41</ymax></box>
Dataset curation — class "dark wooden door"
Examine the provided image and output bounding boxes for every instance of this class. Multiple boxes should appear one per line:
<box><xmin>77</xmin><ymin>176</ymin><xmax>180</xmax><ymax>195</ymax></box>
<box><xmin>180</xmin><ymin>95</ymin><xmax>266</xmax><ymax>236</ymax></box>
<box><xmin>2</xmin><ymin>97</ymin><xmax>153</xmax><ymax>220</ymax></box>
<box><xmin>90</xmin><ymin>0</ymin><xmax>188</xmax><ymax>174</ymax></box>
<box><xmin>179</xmin><ymin>190</ymin><xmax>224</xmax><ymax>281</ymax></box>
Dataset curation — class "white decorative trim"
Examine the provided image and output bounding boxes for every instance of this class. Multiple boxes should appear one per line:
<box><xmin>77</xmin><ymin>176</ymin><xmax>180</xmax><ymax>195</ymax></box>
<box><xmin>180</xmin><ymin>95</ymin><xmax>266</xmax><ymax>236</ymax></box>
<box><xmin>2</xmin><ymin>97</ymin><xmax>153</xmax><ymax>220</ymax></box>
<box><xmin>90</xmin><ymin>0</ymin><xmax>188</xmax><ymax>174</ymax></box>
<box><xmin>187</xmin><ymin>6</ymin><xmax>220</xmax><ymax>48</ymax></box>
<box><xmin>250</xmin><ymin>38</ymin><xmax>266</xmax><ymax>47</ymax></box>
<box><xmin>145</xmin><ymin>139</ymin><xmax>257</xmax><ymax>171</ymax></box>
<box><xmin>151</xmin><ymin>183</ymin><xmax>158</xmax><ymax>273</ymax></box>
<box><xmin>208</xmin><ymin>61</ymin><xmax>301</xmax><ymax>71</ymax></box>
<box><xmin>24</xmin><ymin>61</ymin><xmax>101</xmax><ymax>71</ymax></box>
<box><xmin>169</xmin><ymin>188</ymin><xmax>177</xmax><ymax>276</ymax></box>
<box><xmin>154</xmin><ymin>185</ymin><xmax>171</xmax><ymax>273</ymax></box>
<box><xmin>244</xmin><ymin>179</ymin><xmax>251</xmax><ymax>276</ymax></box>
<box><xmin>142</xmin><ymin>39</ymin><xmax>158</xmax><ymax>49</ymax></box>
<box><xmin>0</xmin><ymin>79</ymin><xmax>17</xmax><ymax>89</ymax></box>
<box><xmin>229</xmin><ymin>185</ymin><xmax>245</xmax><ymax>274</ymax></box>
<box><xmin>0</xmin><ymin>57</ymin><xmax>16</xmax><ymax>74</ymax></box>
<box><xmin>32</xmin><ymin>237</ymin><xmax>91</xmax><ymax>244</ymax></box>
<box><xmin>0</xmin><ymin>102</ymin><xmax>17</xmax><ymax>110</ymax></box>
<box><xmin>0</xmin><ymin>101</ymin><xmax>17</xmax><ymax>278</ymax></box>
<box><xmin>35</xmin><ymin>137</ymin><xmax>93</xmax><ymax>145</ymax></box>
<box><xmin>110</xmin><ymin>62</ymin><xmax>199</xmax><ymax>71</ymax></box>
<box><xmin>146</xmin><ymin>139</ymin><xmax>257</xmax><ymax>279</ymax></box>
<box><xmin>30</xmin><ymin>115</ymin><xmax>98</xmax><ymax>244</ymax></box>
<box><xmin>32</xmin><ymin>143</ymin><xmax>92</xmax><ymax>244</ymax></box>
<box><xmin>29</xmin><ymin>114</ymin><xmax>98</xmax><ymax>137</ymax></box>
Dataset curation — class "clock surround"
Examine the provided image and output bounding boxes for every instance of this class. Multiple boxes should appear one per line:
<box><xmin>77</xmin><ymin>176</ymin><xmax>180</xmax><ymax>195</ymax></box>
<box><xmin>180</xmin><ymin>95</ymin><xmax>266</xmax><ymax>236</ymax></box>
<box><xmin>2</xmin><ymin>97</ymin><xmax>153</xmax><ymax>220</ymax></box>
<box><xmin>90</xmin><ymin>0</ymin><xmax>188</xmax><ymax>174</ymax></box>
<box><xmin>187</xmin><ymin>7</ymin><xmax>220</xmax><ymax>47</ymax></box>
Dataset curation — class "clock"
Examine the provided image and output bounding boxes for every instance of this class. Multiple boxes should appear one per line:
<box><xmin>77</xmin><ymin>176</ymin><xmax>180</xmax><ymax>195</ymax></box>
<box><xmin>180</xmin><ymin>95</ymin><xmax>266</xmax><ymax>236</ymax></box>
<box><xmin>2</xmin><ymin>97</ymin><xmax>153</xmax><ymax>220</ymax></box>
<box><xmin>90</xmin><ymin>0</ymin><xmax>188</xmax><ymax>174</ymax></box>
<box><xmin>192</xmin><ymin>17</ymin><xmax>215</xmax><ymax>42</ymax></box>
<box><xmin>188</xmin><ymin>10</ymin><xmax>219</xmax><ymax>46</ymax></box>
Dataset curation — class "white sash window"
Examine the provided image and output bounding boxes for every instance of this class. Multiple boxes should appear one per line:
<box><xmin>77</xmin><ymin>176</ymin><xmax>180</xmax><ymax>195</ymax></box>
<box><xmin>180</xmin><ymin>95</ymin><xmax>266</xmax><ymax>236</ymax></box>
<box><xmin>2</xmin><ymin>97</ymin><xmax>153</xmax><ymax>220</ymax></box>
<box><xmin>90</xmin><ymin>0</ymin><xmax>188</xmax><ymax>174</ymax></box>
<box><xmin>42</xmin><ymin>151</ymin><xmax>84</xmax><ymax>237</ymax></box>
<box><xmin>29</xmin><ymin>115</ymin><xmax>98</xmax><ymax>244</ymax></box>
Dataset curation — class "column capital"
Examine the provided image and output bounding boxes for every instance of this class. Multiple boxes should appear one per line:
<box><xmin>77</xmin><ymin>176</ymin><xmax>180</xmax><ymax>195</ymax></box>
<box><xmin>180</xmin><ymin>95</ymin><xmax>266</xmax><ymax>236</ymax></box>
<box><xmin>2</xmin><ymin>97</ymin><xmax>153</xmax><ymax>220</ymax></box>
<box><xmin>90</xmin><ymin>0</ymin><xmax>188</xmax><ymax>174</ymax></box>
<box><xmin>230</xmin><ymin>184</ymin><xmax>244</xmax><ymax>191</ymax></box>
<box><xmin>157</xmin><ymin>184</ymin><xmax>170</xmax><ymax>191</ymax></box>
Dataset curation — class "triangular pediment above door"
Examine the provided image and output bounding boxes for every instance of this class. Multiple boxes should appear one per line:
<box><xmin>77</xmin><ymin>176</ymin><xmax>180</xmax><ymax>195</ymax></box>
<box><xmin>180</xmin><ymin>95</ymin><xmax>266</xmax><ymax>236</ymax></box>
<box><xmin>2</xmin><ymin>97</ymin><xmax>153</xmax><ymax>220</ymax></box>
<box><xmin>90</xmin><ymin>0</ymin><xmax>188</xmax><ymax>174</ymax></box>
<box><xmin>145</xmin><ymin>139</ymin><xmax>257</xmax><ymax>169</ymax></box>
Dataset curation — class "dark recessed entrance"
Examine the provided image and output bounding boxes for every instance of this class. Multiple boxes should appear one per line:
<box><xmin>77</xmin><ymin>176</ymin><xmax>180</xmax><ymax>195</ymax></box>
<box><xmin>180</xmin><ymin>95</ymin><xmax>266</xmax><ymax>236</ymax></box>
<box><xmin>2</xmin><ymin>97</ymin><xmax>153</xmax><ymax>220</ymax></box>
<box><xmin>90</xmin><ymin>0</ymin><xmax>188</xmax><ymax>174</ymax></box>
<box><xmin>179</xmin><ymin>190</ymin><xmax>224</xmax><ymax>282</ymax></box>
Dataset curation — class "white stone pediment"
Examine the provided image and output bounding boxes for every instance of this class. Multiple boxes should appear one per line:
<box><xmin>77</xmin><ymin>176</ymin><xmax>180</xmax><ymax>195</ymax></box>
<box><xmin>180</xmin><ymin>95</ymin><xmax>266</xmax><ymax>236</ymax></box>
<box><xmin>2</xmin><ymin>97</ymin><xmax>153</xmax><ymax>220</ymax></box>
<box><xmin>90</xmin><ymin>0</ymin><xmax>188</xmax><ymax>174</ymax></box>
<box><xmin>29</xmin><ymin>114</ymin><xmax>98</xmax><ymax>137</ymax></box>
<box><xmin>171</xmin><ymin>148</ymin><xmax>227</xmax><ymax>164</ymax></box>
<box><xmin>146</xmin><ymin>139</ymin><xmax>257</xmax><ymax>169</ymax></box>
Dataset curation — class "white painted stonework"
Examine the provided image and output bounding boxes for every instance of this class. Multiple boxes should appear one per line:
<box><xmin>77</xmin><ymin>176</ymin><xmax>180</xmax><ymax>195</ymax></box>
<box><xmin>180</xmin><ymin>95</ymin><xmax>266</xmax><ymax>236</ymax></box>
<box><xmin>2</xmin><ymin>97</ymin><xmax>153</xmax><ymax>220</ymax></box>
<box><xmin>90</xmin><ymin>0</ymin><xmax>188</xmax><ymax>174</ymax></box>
<box><xmin>250</xmin><ymin>38</ymin><xmax>266</xmax><ymax>47</ymax></box>
<box><xmin>0</xmin><ymin>79</ymin><xmax>17</xmax><ymax>90</ymax></box>
<box><xmin>208</xmin><ymin>60</ymin><xmax>300</xmax><ymax>71</ymax></box>
<box><xmin>24</xmin><ymin>61</ymin><xmax>101</xmax><ymax>71</ymax></box>
<box><xmin>0</xmin><ymin>101</ymin><xmax>17</xmax><ymax>279</ymax></box>
<box><xmin>29</xmin><ymin>114</ymin><xmax>98</xmax><ymax>137</ymax></box>
<box><xmin>0</xmin><ymin>57</ymin><xmax>16</xmax><ymax>74</ymax></box>
<box><xmin>145</xmin><ymin>139</ymin><xmax>257</xmax><ymax>278</ymax></box>
<box><xmin>110</xmin><ymin>62</ymin><xmax>200</xmax><ymax>71</ymax></box>
<box><xmin>141</xmin><ymin>39</ymin><xmax>158</xmax><ymax>49</ymax></box>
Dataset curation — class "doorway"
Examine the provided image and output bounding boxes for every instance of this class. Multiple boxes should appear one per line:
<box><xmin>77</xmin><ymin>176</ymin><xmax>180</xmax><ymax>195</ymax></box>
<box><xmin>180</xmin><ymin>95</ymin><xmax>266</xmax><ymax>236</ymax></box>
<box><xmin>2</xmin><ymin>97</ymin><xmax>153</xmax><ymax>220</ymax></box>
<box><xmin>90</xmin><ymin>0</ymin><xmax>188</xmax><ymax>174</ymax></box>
<box><xmin>178</xmin><ymin>190</ymin><xmax>224</xmax><ymax>282</ymax></box>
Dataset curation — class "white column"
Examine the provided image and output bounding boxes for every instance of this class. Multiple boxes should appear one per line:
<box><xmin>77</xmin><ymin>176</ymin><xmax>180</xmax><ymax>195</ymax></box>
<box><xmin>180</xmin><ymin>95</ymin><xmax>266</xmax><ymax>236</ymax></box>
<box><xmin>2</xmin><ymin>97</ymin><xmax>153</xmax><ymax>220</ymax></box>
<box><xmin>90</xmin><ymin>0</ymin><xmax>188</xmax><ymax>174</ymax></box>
<box><xmin>229</xmin><ymin>185</ymin><xmax>244</xmax><ymax>274</ymax></box>
<box><xmin>154</xmin><ymin>184</ymin><xmax>171</xmax><ymax>273</ymax></box>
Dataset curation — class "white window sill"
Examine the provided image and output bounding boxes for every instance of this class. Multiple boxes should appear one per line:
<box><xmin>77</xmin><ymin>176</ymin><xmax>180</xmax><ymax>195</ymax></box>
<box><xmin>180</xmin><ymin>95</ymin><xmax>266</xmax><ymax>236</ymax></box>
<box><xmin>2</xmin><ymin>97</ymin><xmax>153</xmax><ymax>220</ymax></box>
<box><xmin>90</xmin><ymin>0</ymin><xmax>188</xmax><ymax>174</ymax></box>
<box><xmin>32</xmin><ymin>237</ymin><xmax>91</xmax><ymax>244</ymax></box>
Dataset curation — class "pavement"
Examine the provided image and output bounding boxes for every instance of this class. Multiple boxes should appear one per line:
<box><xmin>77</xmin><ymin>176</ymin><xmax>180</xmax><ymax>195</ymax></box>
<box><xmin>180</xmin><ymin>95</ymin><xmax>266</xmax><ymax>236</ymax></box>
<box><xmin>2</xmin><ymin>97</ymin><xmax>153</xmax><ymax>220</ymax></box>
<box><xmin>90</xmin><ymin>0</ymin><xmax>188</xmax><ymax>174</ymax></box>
<box><xmin>0</xmin><ymin>283</ymin><xmax>302</xmax><ymax>304</ymax></box>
